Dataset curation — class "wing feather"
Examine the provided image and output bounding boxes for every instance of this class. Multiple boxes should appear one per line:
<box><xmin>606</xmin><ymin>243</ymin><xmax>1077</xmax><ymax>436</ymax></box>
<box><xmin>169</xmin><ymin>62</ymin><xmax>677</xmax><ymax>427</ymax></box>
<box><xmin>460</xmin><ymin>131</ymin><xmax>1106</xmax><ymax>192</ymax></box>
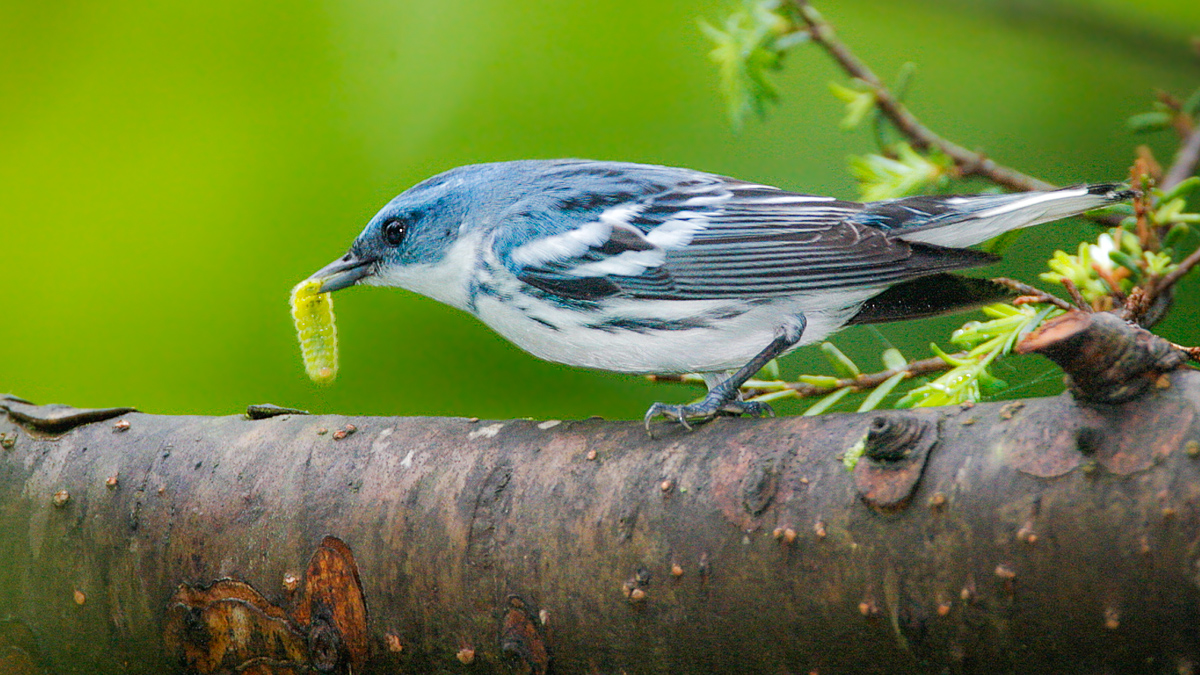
<box><xmin>496</xmin><ymin>161</ymin><xmax>995</xmax><ymax>301</ymax></box>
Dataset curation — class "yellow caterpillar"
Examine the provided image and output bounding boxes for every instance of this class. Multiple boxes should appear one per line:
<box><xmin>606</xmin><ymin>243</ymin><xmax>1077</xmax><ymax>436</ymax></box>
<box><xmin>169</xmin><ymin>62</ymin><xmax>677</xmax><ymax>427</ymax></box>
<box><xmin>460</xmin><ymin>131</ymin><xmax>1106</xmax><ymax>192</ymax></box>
<box><xmin>290</xmin><ymin>278</ymin><xmax>338</xmax><ymax>385</ymax></box>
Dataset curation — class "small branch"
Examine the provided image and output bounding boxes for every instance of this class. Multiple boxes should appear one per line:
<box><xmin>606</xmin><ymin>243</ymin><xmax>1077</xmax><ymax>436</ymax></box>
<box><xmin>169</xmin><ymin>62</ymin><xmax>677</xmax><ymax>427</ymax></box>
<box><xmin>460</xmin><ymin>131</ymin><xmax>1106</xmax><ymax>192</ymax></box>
<box><xmin>991</xmin><ymin>278</ymin><xmax>1074</xmax><ymax>312</ymax></box>
<box><xmin>784</xmin><ymin>354</ymin><xmax>956</xmax><ymax>397</ymax></box>
<box><xmin>1059</xmin><ymin>278</ymin><xmax>1093</xmax><ymax>312</ymax></box>
<box><xmin>789</xmin><ymin>1</ymin><xmax>1134</xmax><ymax>228</ymax></box>
<box><xmin>1093</xmin><ymin>264</ymin><xmax>1129</xmax><ymax>304</ymax></box>
<box><xmin>1149</xmin><ymin>244</ymin><xmax>1200</xmax><ymax>299</ymax></box>
<box><xmin>1114</xmin><ymin>133</ymin><xmax>1200</xmax><ymax>325</ymax></box>
<box><xmin>1162</xmin><ymin>124</ymin><xmax>1200</xmax><ymax>191</ymax></box>
<box><xmin>1171</xmin><ymin>341</ymin><xmax>1200</xmax><ymax>362</ymax></box>
<box><xmin>651</xmin><ymin>354</ymin><xmax>959</xmax><ymax>401</ymax></box>
<box><xmin>788</xmin><ymin>0</ymin><xmax>1055</xmax><ymax>193</ymax></box>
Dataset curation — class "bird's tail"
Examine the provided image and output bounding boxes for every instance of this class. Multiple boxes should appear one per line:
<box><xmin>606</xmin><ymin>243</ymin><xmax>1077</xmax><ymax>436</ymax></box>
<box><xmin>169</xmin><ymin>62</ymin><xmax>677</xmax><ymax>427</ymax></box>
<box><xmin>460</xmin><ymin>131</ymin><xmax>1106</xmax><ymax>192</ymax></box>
<box><xmin>857</xmin><ymin>184</ymin><xmax>1135</xmax><ymax>249</ymax></box>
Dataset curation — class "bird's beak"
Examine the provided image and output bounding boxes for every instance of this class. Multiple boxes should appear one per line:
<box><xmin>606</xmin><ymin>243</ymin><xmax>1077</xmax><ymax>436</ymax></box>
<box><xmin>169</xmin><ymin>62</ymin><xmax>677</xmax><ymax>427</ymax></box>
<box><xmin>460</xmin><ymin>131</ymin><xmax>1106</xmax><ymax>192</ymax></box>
<box><xmin>306</xmin><ymin>251</ymin><xmax>377</xmax><ymax>293</ymax></box>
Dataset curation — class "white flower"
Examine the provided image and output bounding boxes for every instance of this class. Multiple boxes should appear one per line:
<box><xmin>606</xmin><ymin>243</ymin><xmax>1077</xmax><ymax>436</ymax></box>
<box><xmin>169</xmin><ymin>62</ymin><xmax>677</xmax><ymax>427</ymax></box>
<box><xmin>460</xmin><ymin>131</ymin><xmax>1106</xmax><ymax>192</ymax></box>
<box><xmin>1089</xmin><ymin>232</ymin><xmax>1116</xmax><ymax>272</ymax></box>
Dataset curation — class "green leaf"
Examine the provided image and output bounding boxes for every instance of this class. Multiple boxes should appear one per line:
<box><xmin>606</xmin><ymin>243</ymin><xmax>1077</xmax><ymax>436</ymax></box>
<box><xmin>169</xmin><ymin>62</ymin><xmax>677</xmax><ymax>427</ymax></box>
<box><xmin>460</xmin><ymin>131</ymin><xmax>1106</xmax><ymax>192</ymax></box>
<box><xmin>828</xmin><ymin>79</ymin><xmax>876</xmax><ymax>130</ymax></box>
<box><xmin>745</xmin><ymin>389</ymin><xmax>798</xmax><ymax>404</ymax></box>
<box><xmin>701</xmin><ymin>0</ymin><xmax>807</xmax><ymax>129</ymax></box>
<box><xmin>1018</xmin><ymin>305</ymin><xmax>1061</xmax><ymax>343</ymax></box>
<box><xmin>929</xmin><ymin>343</ymin><xmax>971</xmax><ymax>366</ymax></box>
<box><xmin>756</xmin><ymin>358</ymin><xmax>782</xmax><ymax>381</ymax></box>
<box><xmin>1143</xmin><ymin>250</ymin><xmax>1177</xmax><ymax>276</ymax></box>
<box><xmin>1184</xmin><ymin>85</ymin><xmax>1200</xmax><ymax>117</ymax></box>
<box><xmin>870</xmin><ymin>62</ymin><xmax>917</xmax><ymax>149</ymax></box>
<box><xmin>881</xmin><ymin>348</ymin><xmax>907</xmax><ymax>371</ymax></box>
<box><xmin>895</xmin><ymin>303</ymin><xmax>1052</xmax><ymax>409</ymax></box>
<box><xmin>1127</xmin><ymin>111</ymin><xmax>1172</xmax><ymax>133</ymax></box>
<box><xmin>856</xmin><ymin>372</ymin><xmax>906</xmax><ymax>412</ymax></box>
<box><xmin>1160</xmin><ymin>176</ymin><xmax>1200</xmax><ymax>204</ymax></box>
<box><xmin>976</xmin><ymin>369</ymin><xmax>1008</xmax><ymax>395</ymax></box>
<box><xmin>890</xmin><ymin>62</ymin><xmax>917</xmax><ymax>102</ymax></box>
<box><xmin>1164</xmin><ymin>222</ymin><xmax>1192</xmax><ymax>252</ymax></box>
<box><xmin>798</xmin><ymin>374</ymin><xmax>840</xmax><ymax>388</ymax></box>
<box><xmin>1108</xmin><ymin>249</ymin><xmax>1141</xmax><ymax>275</ymax></box>
<box><xmin>803</xmin><ymin>386</ymin><xmax>853</xmax><ymax>416</ymax></box>
<box><xmin>1039</xmin><ymin>241</ymin><xmax>1114</xmax><ymax>303</ymax></box>
<box><xmin>820</xmin><ymin>342</ymin><xmax>861</xmax><ymax>378</ymax></box>
<box><xmin>849</xmin><ymin>142</ymin><xmax>949</xmax><ymax>201</ymax></box>
<box><xmin>842</xmin><ymin>435</ymin><xmax>867</xmax><ymax>471</ymax></box>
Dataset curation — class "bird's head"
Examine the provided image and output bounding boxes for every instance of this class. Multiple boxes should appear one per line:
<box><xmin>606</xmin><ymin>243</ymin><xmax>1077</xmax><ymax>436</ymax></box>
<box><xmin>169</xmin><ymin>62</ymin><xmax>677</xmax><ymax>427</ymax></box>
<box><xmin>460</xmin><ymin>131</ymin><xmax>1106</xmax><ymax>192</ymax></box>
<box><xmin>304</xmin><ymin>166</ymin><xmax>490</xmax><ymax>296</ymax></box>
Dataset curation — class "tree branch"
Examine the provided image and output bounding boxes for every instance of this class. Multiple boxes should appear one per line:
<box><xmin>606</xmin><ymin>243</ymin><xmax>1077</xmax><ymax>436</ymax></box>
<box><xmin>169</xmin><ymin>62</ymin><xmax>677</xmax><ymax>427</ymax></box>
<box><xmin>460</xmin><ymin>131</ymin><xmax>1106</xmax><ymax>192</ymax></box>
<box><xmin>1162</xmin><ymin>123</ymin><xmax>1200</xmax><ymax>191</ymax></box>
<box><xmin>779</xmin><ymin>354</ymin><xmax>957</xmax><ymax>398</ymax></box>
<box><xmin>1017</xmin><ymin>310</ymin><xmax>1192</xmax><ymax>402</ymax></box>
<box><xmin>653</xmin><ymin>353</ymin><xmax>960</xmax><ymax>401</ymax></box>
<box><xmin>990</xmin><ymin>277</ymin><xmax>1075</xmax><ymax>312</ymax></box>
<box><xmin>7</xmin><ymin>384</ymin><xmax>1200</xmax><ymax>674</ymax></box>
<box><xmin>789</xmin><ymin>0</ymin><xmax>1056</xmax><ymax>193</ymax></box>
<box><xmin>789</xmin><ymin>0</ymin><xmax>1200</xmax><ymax>323</ymax></box>
<box><xmin>1119</xmin><ymin>135</ymin><xmax>1200</xmax><ymax>324</ymax></box>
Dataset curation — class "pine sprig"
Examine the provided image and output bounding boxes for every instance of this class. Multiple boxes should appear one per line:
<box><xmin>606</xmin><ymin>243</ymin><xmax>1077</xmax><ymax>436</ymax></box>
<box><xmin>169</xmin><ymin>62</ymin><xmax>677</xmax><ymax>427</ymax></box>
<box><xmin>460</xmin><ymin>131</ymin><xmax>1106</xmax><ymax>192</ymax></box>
<box><xmin>700</xmin><ymin>0</ymin><xmax>807</xmax><ymax>129</ymax></box>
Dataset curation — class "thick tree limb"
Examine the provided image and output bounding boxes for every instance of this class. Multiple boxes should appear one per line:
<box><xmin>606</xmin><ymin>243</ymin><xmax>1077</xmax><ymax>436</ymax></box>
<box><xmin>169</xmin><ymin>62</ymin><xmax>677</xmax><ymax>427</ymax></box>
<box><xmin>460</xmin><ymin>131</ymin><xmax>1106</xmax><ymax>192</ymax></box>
<box><xmin>4</xmin><ymin>367</ymin><xmax>1200</xmax><ymax>674</ymax></box>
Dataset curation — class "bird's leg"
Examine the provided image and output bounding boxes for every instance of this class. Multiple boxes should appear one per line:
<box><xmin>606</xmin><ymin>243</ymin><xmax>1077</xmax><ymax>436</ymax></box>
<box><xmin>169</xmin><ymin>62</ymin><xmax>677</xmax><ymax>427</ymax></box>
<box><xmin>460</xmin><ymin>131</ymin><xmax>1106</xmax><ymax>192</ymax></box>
<box><xmin>645</xmin><ymin>316</ymin><xmax>806</xmax><ymax>431</ymax></box>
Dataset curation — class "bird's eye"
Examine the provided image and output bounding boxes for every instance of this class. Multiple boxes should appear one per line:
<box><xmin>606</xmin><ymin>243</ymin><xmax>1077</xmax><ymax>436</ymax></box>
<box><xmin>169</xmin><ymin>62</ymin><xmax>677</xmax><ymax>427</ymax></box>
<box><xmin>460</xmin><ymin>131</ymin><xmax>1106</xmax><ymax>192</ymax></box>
<box><xmin>383</xmin><ymin>219</ymin><xmax>407</xmax><ymax>247</ymax></box>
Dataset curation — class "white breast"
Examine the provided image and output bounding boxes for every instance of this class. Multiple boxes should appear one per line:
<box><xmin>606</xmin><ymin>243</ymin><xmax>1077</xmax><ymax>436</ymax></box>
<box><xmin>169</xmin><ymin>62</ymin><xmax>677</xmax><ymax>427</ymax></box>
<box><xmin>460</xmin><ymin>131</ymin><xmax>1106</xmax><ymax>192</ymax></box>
<box><xmin>471</xmin><ymin>275</ymin><xmax>870</xmax><ymax>374</ymax></box>
<box><xmin>369</xmin><ymin>233</ymin><xmax>876</xmax><ymax>374</ymax></box>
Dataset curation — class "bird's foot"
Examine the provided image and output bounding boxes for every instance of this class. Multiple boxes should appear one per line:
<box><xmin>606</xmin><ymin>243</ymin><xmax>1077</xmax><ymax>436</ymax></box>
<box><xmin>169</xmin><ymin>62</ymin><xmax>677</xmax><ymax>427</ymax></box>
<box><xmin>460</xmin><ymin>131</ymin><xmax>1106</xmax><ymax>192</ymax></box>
<box><xmin>644</xmin><ymin>396</ymin><xmax>774</xmax><ymax>433</ymax></box>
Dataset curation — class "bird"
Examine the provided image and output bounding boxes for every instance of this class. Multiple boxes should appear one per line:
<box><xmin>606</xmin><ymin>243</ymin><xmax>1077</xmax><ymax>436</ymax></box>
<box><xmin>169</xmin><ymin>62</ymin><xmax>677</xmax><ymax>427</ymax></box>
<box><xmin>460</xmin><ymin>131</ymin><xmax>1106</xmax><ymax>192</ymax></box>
<box><xmin>303</xmin><ymin>159</ymin><xmax>1132</xmax><ymax>429</ymax></box>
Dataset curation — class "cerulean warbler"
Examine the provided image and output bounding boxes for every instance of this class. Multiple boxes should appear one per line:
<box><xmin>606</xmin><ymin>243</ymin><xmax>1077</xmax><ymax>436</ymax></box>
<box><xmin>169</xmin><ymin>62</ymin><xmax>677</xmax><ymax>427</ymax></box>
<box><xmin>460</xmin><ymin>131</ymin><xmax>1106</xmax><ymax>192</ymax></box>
<box><xmin>304</xmin><ymin>159</ymin><xmax>1132</xmax><ymax>428</ymax></box>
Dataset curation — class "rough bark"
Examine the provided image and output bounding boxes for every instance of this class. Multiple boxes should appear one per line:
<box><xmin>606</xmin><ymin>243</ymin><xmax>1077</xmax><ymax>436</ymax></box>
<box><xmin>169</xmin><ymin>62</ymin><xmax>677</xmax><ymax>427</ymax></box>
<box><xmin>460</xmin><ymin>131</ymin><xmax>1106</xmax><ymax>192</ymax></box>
<box><xmin>1017</xmin><ymin>310</ymin><xmax>1190</xmax><ymax>404</ymax></box>
<box><xmin>3</xmin><ymin>359</ymin><xmax>1200</xmax><ymax>675</ymax></box>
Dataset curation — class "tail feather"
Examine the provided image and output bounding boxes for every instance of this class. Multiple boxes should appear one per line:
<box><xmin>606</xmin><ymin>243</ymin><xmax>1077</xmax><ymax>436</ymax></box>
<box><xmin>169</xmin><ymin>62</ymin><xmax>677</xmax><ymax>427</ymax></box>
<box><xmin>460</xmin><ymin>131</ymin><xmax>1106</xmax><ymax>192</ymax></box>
<box><xmin>847</xmin><ymin>274</ymin><xmax>1015</xmax><ymax>326</ymax></box>
<box><xmin>855</xmin><ymin>184</ymin><xmax>1134</xmax><ymax>248</ymax></box>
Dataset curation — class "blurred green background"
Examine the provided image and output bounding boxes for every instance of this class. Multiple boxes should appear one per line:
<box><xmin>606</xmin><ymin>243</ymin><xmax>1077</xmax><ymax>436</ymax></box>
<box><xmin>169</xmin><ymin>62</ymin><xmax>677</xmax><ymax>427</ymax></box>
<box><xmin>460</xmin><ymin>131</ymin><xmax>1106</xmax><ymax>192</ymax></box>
<box><xmin>3</xmin><ymin>0</ymin><xmax>1199</xmax><ymax>420</ymax></box>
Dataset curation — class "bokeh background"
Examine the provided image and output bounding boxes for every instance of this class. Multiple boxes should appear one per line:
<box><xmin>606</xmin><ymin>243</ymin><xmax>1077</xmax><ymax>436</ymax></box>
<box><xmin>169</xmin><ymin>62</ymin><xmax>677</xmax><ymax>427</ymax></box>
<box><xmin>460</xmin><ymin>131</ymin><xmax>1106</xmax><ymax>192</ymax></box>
<box><xmin>3</xmin><ymin>0</ymin><xmax>1199</xmax><ymax>420</ymax></box>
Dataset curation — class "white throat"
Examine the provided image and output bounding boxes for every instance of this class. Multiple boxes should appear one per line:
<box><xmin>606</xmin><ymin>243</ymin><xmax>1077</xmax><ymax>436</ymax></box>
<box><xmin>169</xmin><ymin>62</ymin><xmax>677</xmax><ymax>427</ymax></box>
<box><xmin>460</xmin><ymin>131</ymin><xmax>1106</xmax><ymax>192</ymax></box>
<box><xmin>366</xmin><ymin>232</ymin><xmax>481</xmax><ymax>311</ymax></box>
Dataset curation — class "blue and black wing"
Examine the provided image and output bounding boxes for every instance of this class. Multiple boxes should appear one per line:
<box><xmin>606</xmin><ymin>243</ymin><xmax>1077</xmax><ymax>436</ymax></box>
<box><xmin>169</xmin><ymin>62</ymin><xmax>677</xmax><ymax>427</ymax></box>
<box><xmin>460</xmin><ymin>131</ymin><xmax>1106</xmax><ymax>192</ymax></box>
<box><xmin>495</xmin><ymin>161</ymin><xmax>996</xmax><ymax>302</ymax></box>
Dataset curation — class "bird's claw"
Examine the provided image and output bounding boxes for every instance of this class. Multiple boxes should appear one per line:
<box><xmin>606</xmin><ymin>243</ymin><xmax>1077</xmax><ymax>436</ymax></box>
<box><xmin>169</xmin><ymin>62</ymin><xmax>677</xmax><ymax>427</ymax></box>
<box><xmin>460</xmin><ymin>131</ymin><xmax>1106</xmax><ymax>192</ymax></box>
<box><xmin>643</xmin><ymin>398</ymin><xmax>775</xmax><ymax>434</ymax></box>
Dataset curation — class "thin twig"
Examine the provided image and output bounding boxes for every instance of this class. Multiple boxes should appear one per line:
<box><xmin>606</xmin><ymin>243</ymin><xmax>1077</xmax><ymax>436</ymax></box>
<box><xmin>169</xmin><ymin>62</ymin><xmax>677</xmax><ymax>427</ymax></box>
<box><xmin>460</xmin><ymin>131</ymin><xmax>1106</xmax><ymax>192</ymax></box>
<box><xmin>1093</xmin><ymin>264</ymin><xmax>1128</xmax><ymax>304</ymax></box>
<box><xmin>788</xmin><ymin>0</ymin><xmax>1054</xmax><ymax>193</ymax></box>
<box><xmin>651</xmin><ymin>354</ymin><xmax>960</xmax><ymax>400</ymax></box>
<box><xmin>1059</xmin><ymin>278</ymin><xmax>1092</xmax><ymax>311</ymax></box>
<box><xmin>990</xmin><ymin>278</ymin><xmax>1074</xmax><ymax>312</ymax></box>
<box><xmin>1123</xmin><ymin>132</ymin><xmax>1200</xmax><ymax>321</ymax></box>
<box><xmin>788</xmin><ymin>0</ymin><xmax>1134</xmax><ymax>229</ymax></box>
<box><xmin>765</xmin><ymin>355</ymin><xmax>957</xmax><ymax>399</ymax></box>
<box><xmin>1169</xmin><ymin>340</ymin><xmax>1200</xmax><ymax>363</ymax></box>
<box><xmin>1151</xmin><ymin>245</ymin><xmax>1200</xmax><ymax>298</ymax></box>
<box><xmin>1162</xmin><ymin>124</ymin><xmax>1200</xmax><ymax>191</ymax></box>
<box><xmin>671</xmin><ymin>3</ymin><xmax>1200</xmax><ymax>400</ymax></box>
